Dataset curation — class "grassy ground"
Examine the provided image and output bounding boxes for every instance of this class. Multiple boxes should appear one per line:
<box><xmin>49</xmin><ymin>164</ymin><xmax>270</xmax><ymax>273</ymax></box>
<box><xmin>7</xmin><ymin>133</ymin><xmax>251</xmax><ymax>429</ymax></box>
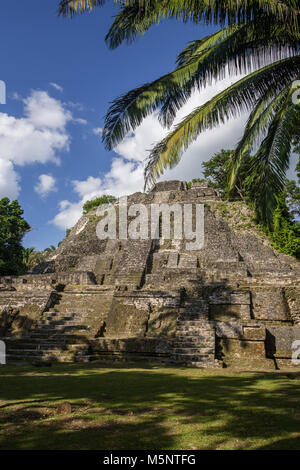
<box><xmin>0</xmin><ymin>362</ymin><xmax>299</xmax><ymax>450</ymax></box>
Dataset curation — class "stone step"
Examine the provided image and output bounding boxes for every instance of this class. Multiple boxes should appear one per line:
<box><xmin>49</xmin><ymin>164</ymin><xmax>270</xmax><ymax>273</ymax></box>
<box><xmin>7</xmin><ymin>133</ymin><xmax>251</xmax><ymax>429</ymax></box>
<box><xmin>173</xmin><ymin>347</ymin><xmax>214</xmax><ymax>355</ymax></box>
<box><xmin>172</xmin><ymin>353</ymin><xmax>213</xmax><ymax>362</ymax></box>
<box><xmin>39</xmin><ymin>320</ymin><xmax>85</xmax><ymax>327</ymax></box>
<box><xmin>175</xmin><ymin>334</ymin><xmax>214</xmax><ymax>340</ymax></box>
<box><xmin>50</xmin><ymin>308</ymin><xmax>88</xmax><ymax>315</ymax></box>
<box><xmin>7</xmin><ymin>349</ymin><xmax>44</xmax><ymax>356</ymax></box>
<box><xmin>6</xmin><ymin>354</ymin><xmax>85</xmax><ymax>363</ymax></box>
<box><xmin>31</xmin><ymin>326</ymin><xmax>89</xmax><ymax>332</ymax></box>
<box><xmin>40</xmin><ymin>315</ymin><xmax>75</xmax><ymax>322</ymax></box>
<box><xmin>6</xmin><ymin>341</ymin><xmax>67</xmax><ymax>349</ymax></box>
<box><xmin>178</xmin><ymin>312</ymin><xmax>208</xmax><ymax>318</ymax></box>
<box><xmin>46</xmin><ymin>311</ymin><xmax>84</xmax><ymax>317</ymax></box>
<box><xmin>183</xmin><ymin>299</ymin><xmax>207</xmax><ymax>305</ymax></box>
<box><xmin>173</xmin><ymin>340</ymin><xmax>214</xmax><ymax>348</ymax></box>
<box><xmin>6</xmin><ymin>348</ymin><xmax>71</xmax><ymax>355</ymax></box>
<box><xmin>175</xmin><ymin>329</ymin><xmax>212</xmax><ymax>336</ymax></box>
<box><xmin>51</xmin><ymin>305</ymin><xmax>87</xmax><ymax>312</ymax></box>
<box><xmin>4</xmin><ymin>336</ymin><xmax>66</xmax><ymax>343</ymax></box>
<box><xmin>182</xmin><ymin>301</ymin><xmax>208</xmax><ymax>307</ymax></box>
<box><xmin>6</xmin><ymin>348</ymin><xmax>91</xmax><ymax>358</ymax></box>
<box><xmin>22</xmin><ymin>333</ymin><xmax>90</xmax><ymax>341</ymax></box>
<box><xmin>175</xmin><ymin>326</ymin><xmax>213</xmax><ymax>333</ymax></box>
<box><xmin>7</xmin><ymin>342</ymin><xmax>89</xmax><ymax>352</ymax></box>
<box><xmin>176</xmin><ymin>324</ymin><xmax>213</xmax><ymax>330</ymax></box>
<box><xmin>176</xmin><ymin>320</ymin><xmax>212</xmax><ymax>326</ymax></box>
<box><xmin>177</xmin><ymin>317</ymin><xmax>209</xmax><ymax>323</ymax></box>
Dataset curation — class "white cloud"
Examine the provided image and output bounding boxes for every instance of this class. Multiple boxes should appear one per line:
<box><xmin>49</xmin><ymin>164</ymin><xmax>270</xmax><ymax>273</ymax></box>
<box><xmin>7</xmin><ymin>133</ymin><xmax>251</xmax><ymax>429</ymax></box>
<box><xmin>163</xmin><ymin>115</ymin><xmax>247</xmax><ymax>182</ymax></box>
<box><xmin>67</xmin><ymin>101</ymin><xmax>85</xmax><ymax>111</ymax></box>
<box><xmin>93</xmin><ymin>127</ymin><xmax>103</xmax><ymax>136</ymax></box>
<box><xmin>50</xmin><ymin>82</ymin><xmax>63</xmax><ymax>93</ymax></box>
<box><xmin>103</xmin><ymin>158</ymin><xmax>144</xmax><ymax>196</ymax></box>
<box><xmin>51</xmin><ymin>200</ymin><xmax>83</xmax><ymax>231</ymax></box>
<box><xmin>11</xmin><ymin>92</ymin><xmax>21</xmax><ymax>101</ymax></box>
<box><xmin>51</xmin><ymin>161</ymin><xmax>144</xmax><ymax>230</ymax></box>
<box><xmin>35</xmin><ymin>174</ymin><xmax>57</xmax><ymax>198</ymax></box>
<box><xmin>0</xmin><ymin>91</ymin><xmax>72</xmax><ymax>166</ymax></box>
<box><xmin>0</xmin><ymin>158</ymin><xmax>20</xmax><ymax>200</ymax></box>
<box><xmin>0</xmin><ymin>90</ymin><xmax>89</xmax><ymax>199</ymax></box>
<box><xmin>72</xmin><ymin>176</ymin><xmax>102</xmax><ymax>199</ymax></box>
<box><xmin>114</xmin><ymin>115</ymin><xmax>165</xmax><ymax>162</ymax></box>
<box><xmin>73</xmin><ymin>118</ymin><xmax>87</xmax><ymax>125</ymax></box>
<box><xmin>51</xmin><ymin>177</ymin><xmax>103</xmax><ymax>230</ymax></box>
<box><xmin>24</xmin><ymin>90</ymin><xmax>71</xmax><ymax>130</ymax></box>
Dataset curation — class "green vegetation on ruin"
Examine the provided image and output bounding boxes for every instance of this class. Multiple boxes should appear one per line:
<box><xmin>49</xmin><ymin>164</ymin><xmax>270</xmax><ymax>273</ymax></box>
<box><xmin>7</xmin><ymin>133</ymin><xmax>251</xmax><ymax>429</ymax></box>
<box><xmin>82</xmin><ymin>195</ymin><xmax>117</xmax><ymax>215</ymax></box>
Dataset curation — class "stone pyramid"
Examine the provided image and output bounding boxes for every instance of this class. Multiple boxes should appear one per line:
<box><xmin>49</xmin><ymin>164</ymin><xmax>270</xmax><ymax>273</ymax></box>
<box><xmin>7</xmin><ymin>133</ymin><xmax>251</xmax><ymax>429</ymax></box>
<box><xmin>0</xmin><ymin>180</ymin><xmax>299</xmax><ymax>369</ymax></box>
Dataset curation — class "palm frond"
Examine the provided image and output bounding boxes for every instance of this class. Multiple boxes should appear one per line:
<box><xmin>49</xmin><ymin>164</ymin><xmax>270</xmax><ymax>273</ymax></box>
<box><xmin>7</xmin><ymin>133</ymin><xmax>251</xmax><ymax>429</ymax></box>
<box><xmin>58</xmin><ymin>0</ymin><xmax>118</xmax><ymax>17</ymax></box>
<box><xmin>104</xmin><ymin>0</ymin><xmax>299</xmax><ymax>48</ymax></box>
<box><xmin>104</xmin><ymin>26</ymin><xmax>243</xmax><ymax>146</ymax></box>
<box><xmin>103</xmin><ymin>23</ymin><xmax>299</xmax><ymax>150</ymax></box>
<box><xmin>144</xmin><ymin>56</ymin><xmax>300</xmax><ymax>188</ymax></box>
<box><xmin>175</xmin><ymin>26</ymin><xmax>242</xmax><ymax>67</ymax></box>
<box><xmin>247</xmin><ymin>100</ymin><xmax>298</xmax><ymax>226</ymax></box>
<box><xmin>159</xmin><ymin>19</ymin><xmax>299</xmax><ymax>127</ymax></box>
<box><xmin>228</xmin><ymin>83</ymin><xmax>292</xmax><ymax>189</ymax></box>
<box><xmin>102</xmin><ymin>51</ymin><xmax>211</xmax><ymax>150</ymax></box>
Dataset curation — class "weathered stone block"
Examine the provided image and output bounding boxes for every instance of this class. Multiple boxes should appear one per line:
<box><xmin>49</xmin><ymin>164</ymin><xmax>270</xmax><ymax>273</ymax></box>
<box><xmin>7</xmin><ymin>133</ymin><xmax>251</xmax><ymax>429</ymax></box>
<box><xmin>220</xmin><ymin>339</ymin><xmax>266</xmax><ymax>359</ymax></box>
<box><xmin>230</xmin><ymin>291</ymin><xmax>251</xmax><ymax>305</ymax></box>
<box><xmin>167</xmin><ymin>252</ymin><xmax>179</xmax><ymax>268</ymax></box>
<box><xmin>151</xmin><ymin>180</ymin><xmax>186</xmax><ymax>192</ymax></box>
<box><xmin>285</xmin><ymin>287</ymin><xmax>300</xmax><ymax>325</ymax></box>
<box><xmin>215</xmin><ymin>321</ymin><xmax>243</xmax><ymax>339</ymax></box>
<box><xmin>147</xmin><ymin>309</ymin><xmax>177</xmax><ymax>337</ymax></box>
<box><xmin>210</xmin><ymin>304</ymin><xmax>251</xmax><ymax>321</ymax></box>
<box><xmin>252</xmin><ymin>287</ymin><xmax>289</xmax><ymax>321</ymax></box>
<box><xmin>243</xmin><ymin>326</ymin><xmax>266</xmax><ymax>341</ymax></box>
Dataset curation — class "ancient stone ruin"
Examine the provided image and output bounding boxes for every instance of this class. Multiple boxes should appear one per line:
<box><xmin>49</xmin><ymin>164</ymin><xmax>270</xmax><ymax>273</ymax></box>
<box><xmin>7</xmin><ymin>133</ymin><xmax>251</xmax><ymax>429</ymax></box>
<box><xmin>0</xmin><ymin>180</ymin><xmax>299</xmax><ymax>369</ymax></box>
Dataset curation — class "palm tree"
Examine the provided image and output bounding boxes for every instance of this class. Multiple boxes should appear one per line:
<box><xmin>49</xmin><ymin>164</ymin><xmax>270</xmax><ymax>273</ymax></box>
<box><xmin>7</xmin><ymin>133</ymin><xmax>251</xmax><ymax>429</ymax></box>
<box><xmin>44</xmin><ymin>245</ymin><xmax>56</xmax><ymax>255</ymax></box>
<box><xmin>58</xmin><ymin>0</ymin><xmax>300</xmax><ymax>226</ymax></box>
<box><xmin>22</xmin><ymin>247</ymin><xmax>37</xmax><ymax>271</ymax></box>
<box><xmin>59</xmin><ymin>1</ymin><xmax>298</xmax><ymax>26</ymax></box>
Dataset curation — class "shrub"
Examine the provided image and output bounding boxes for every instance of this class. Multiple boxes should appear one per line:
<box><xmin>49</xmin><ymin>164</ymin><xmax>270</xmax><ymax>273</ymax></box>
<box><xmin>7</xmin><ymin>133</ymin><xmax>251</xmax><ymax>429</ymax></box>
<box><xmin>83</xmin><ymin>195</ymin><xmax>117</xmax><ymax>214</ymax></box>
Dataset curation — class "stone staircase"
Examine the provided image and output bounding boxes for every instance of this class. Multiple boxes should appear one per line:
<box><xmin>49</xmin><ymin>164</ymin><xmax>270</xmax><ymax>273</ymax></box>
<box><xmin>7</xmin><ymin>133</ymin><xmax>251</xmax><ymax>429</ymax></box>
<box><xmin>5</xmin><ymin>293</ymin><xmax>94</xmax><ymax>363</ymax></box>
<box><xmin>172</xmin><ymin>296</ymin><xmax>219</xmax><ymax>368</ymax></box>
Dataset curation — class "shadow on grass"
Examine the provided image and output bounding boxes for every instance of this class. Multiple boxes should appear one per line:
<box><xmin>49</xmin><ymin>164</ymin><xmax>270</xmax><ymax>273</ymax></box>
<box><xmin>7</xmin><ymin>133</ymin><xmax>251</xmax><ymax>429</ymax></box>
<box><xmin>0</xmin><ymin>363</ymin><xmax>299</xmax><ymax>450</ymax></box>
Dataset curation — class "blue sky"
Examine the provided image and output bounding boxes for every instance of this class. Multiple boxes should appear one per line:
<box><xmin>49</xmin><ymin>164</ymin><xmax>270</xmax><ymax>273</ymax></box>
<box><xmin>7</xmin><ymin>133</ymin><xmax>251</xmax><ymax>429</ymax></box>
<box><xmin>1</xmin><ymin>1</ymin><xmax>297</xmax><ymax>251</ymax></box>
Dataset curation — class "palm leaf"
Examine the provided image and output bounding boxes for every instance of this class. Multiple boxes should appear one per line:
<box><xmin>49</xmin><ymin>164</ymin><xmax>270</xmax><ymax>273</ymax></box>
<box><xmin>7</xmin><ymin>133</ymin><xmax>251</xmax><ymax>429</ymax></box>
<box><xmin>144</xmin><ymin>56</ymin><xmax>300</xmax><ymax>188</ymax></box>
<box><xmin>176</xmin><ymin>26</ymin><xmax>244</xmax><ymax>68</ymax></box>
<box><xmin>229</xmin><ymin>83</ymin><xmax>293</xmax><ymax>189</ymax></box>
<box><xmin>159</xmin><ymin>19</ymin><xmax>299</xmax><ymax>127</ymax></box>
<box><xmin>103</xmin><ymin>23</ymin><xmax>299</xmax><ymax>149</ymax></box>
<box><xmin>103</xmin><ymin>0</ymin><xmax>299</xmax><ymax>48</ymax></box>
<box><xmin>58</xmin><ymin>0</ymin><xmax>118</xmax><ymax>17</ymax></box>
<box><xmin>247</xmin><ymin>98</ymin><xmax>298</xmax><ymax>226</ymax></box>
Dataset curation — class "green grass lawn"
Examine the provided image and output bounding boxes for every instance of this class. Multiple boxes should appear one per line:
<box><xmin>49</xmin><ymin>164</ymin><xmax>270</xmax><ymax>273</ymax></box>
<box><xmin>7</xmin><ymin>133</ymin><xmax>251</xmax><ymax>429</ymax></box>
<box><xmin>0</xmin><ymin>362</ymin><xmax>299</xmax><ymax>450</ymax></box>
